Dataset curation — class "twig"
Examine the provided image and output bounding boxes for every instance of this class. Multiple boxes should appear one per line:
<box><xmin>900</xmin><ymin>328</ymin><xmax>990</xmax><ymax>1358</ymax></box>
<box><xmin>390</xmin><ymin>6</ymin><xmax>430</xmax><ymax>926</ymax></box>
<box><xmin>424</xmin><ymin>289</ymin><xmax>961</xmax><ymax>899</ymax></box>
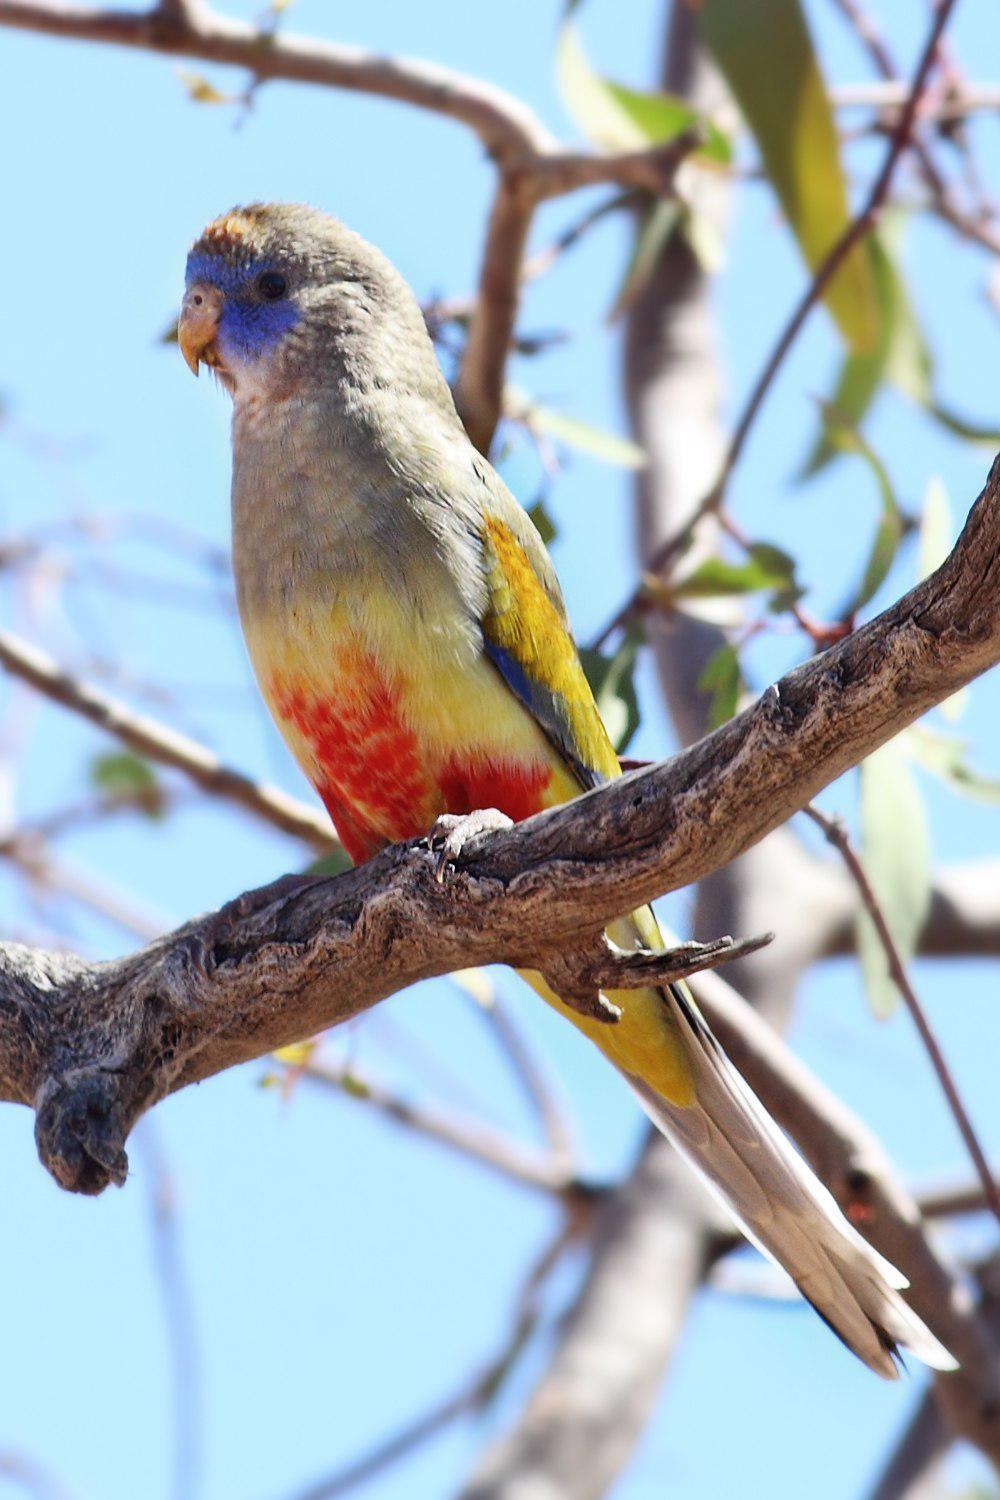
<box><xmin>831</xmin><ymin>79</ymin><xmax>1000</xmax><ymax>124</ymax></box>
<box><xmin>4</xmin><ymin>452</ymin><xmax>1000</xmax><ymax>1194</ymax></box>
<box><xmin>296</xmin><ymin>1053</ymin><xmax>596</xmax><ymax>1203</ymax></box>
<box><xmin>831</xmin><ymin>0</ymin><xmax>1000</xmax><ymax>257</ymax></box>
<box><xmin>0</xmin><ymin>1453</ymin><xmax>75</xmax><ymax>1500</ymax></box>
<box><xmin>591</xmin><ymin>0</ymin><xmax>961</xmax><ymax>650</ymax></box>
<box><xmin>466</xmin><ymin>992</ymin><xmax>576</xmax><ymax>1162</ymax></box>
<box><xmin>866</xmin><ymin>1387</ymin><xmax>949</xmax><ymax>1500</ymax></box>
<box><xmin>0</xmin><ymin>630</ymin><xmax>335</xmax><ymax>851</ymax></box>
<box><xmin>286</xmin><ymin>1225</ymin><xmax>570</xmax><ymax>1500</ymax></box>
<box><xmin>0</xmin><ymin>835</ymin><xmax>172</xmax><ymax>942</ymax></box>
<box><xmin>918</xmin><ymin>1176</ymin><xmax>1000</xmax><ymax>1220</ymax></box>
<box><xmin>804</xmin><ymin>803</ymin><xmax>1000</xmax><ymax>1231</ymax></box>
<box><xmin>0</xmin><ymin>1</ymin><xmax>711</xmax><ymax>460</ymax></box>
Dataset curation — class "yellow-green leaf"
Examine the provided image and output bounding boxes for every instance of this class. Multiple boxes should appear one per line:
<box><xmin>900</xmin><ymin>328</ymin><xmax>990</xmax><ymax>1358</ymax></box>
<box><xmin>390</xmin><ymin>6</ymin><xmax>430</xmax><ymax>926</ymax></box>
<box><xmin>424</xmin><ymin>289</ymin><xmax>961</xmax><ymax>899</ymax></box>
<box><xmin>856</xmin><ymin>740</ymin><xmax>931</xmax><ymax>1017</ymax></box>
<box><xmin>917</xmin><ymin>479</ymin><xmax>965</xmax><ymax>720</ymax></box>
<box><xmin>819</xmin><ymin>409</ymin><xmax>904</xmax><ymax>611</ymax></box>
<box><xmin>698</xmin><ymin>0</ymin><xmax>878</xmax><ymax>351</ymax></box>
<box><xmin>175</xmin><ymin>67</ymin><xmax>236</xmax><ymax>106</ymax></box>
<box><xmin>579</xmin><ymin>625</ymin><xmax>642</xmax><ymax>753</ymax></box>
<box><xmin>906</xmin><ymin>727</ymin><xmax>1000</xmax><ymax>804</ymax></box>
<box><xmin>697</xmin><ymin>643</ymin><xmax>742</xmax><ymax>728</ymax></box>
<box><xmin>800</xmin><ymin>228</ymin><xmax>932</xmax><ymax>476</ymax></box>
<box><xmin>505</xmin><ymin>385</ymin><xmax>647</xmax><ymax>469</ymax></box>
<box><xmin>608</xmin><ymin>199</ymin><xmax>682</xmax><ymax>321</ymax></box>
<box><xmin>556</xmin><ymin>20</ymin><xmax>731</xmax><ymax>163</ymax></box>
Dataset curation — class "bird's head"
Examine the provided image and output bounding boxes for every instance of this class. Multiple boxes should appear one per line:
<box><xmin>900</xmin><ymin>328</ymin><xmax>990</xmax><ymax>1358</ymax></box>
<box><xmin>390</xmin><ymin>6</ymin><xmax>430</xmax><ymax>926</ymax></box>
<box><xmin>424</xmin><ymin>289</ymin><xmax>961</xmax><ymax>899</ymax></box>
<box><xmin>179</xmin><ymin>202</ymin><xmax>435</xmax><ymax>404</ymax></box>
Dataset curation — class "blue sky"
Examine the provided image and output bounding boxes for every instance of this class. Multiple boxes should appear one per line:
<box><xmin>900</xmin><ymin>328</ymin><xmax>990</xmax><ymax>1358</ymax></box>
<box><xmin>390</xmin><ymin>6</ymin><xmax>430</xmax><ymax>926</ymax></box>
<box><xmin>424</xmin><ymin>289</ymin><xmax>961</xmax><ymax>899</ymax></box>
<box><xmin>1</xmin><ymin>2</ymin><xmax>998</xmax><ymax>1498</ymax></box>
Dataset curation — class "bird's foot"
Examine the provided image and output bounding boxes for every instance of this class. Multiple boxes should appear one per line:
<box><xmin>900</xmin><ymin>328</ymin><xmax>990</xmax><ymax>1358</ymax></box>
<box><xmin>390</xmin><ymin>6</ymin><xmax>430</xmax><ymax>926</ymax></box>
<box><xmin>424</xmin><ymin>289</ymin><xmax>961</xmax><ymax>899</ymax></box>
<box><xmin>423</xmin><ymin>808</ymin><xmax>513</xmax><ymax>884</ymax></box>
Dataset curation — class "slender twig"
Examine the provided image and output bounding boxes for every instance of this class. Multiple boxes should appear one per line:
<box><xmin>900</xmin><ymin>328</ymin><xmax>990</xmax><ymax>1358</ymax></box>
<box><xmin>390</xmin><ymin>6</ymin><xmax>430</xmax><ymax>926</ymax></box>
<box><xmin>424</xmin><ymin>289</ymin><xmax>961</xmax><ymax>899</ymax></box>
<box><xmin>295</xmin><ymin>1054</ymin><xmax>595</xmax><ymax>1203</ymax></box>
<box><xmin>804</xmin><ymin>803</ymin><xmax>1000</xmax><ymax>1231</ymax></box>
<box><xmin>0</xmin><ymin>835</ymin><xmax>172</xmax><ymax>941</ymax></box>
<box><xmin>0</xmin><ymin>1453</ymin><xmax>76</xmax><ymax>1500</ymax></box>
<box><xmin>285</xmin><ymin>1225</ymin><xmax>571</xmax><ymax>1500</ymax></box>
<box><xmin>591</xmin><ymin>0</ymin><xmax>961</xmax><ymax>651</ymax></box>
<box><xmin>466</xmin><ymin>992</ymin><xmax>576</xmax><ymax>1162</ymax></box>
<box><xmin>0</xmin><ymin>630</ymin><xmax>335</xmax><ymax>851</ymax></box>
<box><xmin>918</xmin><ymin>1176</ymin><xmax>1000</xmax><ymax>1220</ymax></box>
<box><xmin>831</xmin><ymin>0</ymin><xmax>1000</xmax><ymax>257</ymax></box>
<box><xmin>831</xmin><ymin>80</ymin><xmax>1000</xmax><ymax>123</ymax></box>
<box><xmin>0</xmin><ymin>0</ymin><xmax>709</xmax><ymax>460</ymax></box>
<box><xmin>867</xmin><ymin>1386</ymin><xmax>949</xmax><ymax>1500</ymax></box>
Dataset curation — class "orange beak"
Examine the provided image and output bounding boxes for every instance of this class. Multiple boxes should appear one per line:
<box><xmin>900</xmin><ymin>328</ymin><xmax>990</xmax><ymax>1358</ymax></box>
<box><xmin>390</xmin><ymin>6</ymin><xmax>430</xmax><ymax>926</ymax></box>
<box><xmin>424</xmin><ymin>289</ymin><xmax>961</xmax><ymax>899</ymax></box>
<box><xmin>178</xmin><ymin>282</ymin><xmax>224</xmax><ymax>375</ymax></box>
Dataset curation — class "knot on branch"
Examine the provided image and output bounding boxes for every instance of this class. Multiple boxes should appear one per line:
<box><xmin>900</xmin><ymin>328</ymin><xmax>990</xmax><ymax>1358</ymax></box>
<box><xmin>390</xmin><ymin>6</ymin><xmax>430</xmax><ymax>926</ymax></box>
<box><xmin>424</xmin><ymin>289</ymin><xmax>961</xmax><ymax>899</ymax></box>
<box><xmin>34</xmin><ymin>1069</ymin><xmax>131</xmax><ymax>1196</ymax></box>
<box><xmin>539</xmin><ymin>930</ymin><xmax>772</xmax><ymax>1023</ymax></box>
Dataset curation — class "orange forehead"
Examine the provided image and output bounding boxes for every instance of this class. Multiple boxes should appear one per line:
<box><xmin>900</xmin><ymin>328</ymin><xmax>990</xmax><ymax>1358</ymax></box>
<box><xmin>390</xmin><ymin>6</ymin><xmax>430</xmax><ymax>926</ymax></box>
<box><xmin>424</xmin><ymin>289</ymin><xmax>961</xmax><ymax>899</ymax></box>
<box><xmin>196</xmin><ymin>209</ymin><xmax>258</xmax><ymax>254</ymax></box>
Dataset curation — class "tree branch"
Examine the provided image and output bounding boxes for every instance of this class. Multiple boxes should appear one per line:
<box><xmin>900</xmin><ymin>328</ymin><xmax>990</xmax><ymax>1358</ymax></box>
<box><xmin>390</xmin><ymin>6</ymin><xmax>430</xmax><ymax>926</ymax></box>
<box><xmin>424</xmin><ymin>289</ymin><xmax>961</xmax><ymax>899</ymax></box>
<box><xmin>821</xmin><ymin>858</ymin><xmax>1000</xmax><ymax>959</ymax></box>
<box><xmin>1</xmin><ymin>452</ymin><xmax>999</xmax><ymax>1196</ymax></box>
<box><xmin>805</xmin><ymin>804</ymin><xmax>1000</xmax><ymax>1228</ymax></box>
<box><xmin>0</xmin><ymin>630</ymin><xmax>335</xmax><ymax>851</ymax></box>
<box><xmin>0</xmin><ymin>0</ymin><xmax>699</xmax><ymax>459</ymax></box>
<box><xmin>593</xmin><ymin>0</ymin><xmax>960</xmax><ymax>647</ymax></box>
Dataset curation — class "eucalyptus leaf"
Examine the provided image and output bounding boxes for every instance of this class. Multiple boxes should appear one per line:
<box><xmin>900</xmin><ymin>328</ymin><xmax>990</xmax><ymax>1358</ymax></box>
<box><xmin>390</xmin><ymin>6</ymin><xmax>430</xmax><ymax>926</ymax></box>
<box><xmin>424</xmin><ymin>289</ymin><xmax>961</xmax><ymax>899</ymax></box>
<box><xmin>306</xmin><ymin>846</ymin><xmax>353</xmax><ymax>878</ymax></box>
<box><xmin>673</xmin><ymin>543</ymin><xmax>797</xmax><ymax>601</ymax></box>
<box><xmin>527</xmin><ymin>496</ymin><xmax>558</xmax><ymax>547</ymax></box>
<box><xmin>608</xmin><ymin>199</ymin><xmax>682</xmax><ymax>322</ymax></box>
<box><xmin>820</xmin><ymin>411</ymin><xmax>904</xmax><ymax>611</ymax></box>
<box><xmin>800</xmin><ymin>229</ymin><xmax>932</xmax><ymax>476</ymax></box>
<box><xmin>697</xmin><ymin>643</ymin><xmax>742</xmax><ymax>728</ymax></box>
<box><xmin>556</xmin><ymin>20</ymin><xmax>731</xmax><ymax>162</ymax></box>
<box><xmin>90</xmin><ymin>751</ymin><xmax>165</xmax><ymax>818</ymax></box>
<box><xmin>579</xmin><ymin>625</ymin><xmax>642</xmax><ymax>753</ymax></box>
<box><xmin>698</xmin><ymin>0</ymin><xmax>878</xmax><ymax>351</ymax></box>
<box><xmin>856</xmin><ymin>740</ymin><xmax>931</xmax><ymax>1018</ymax></box>
<box><xmin>505</xmin><ymin>385</ymin><xmax>647</xmax><ymax>469</ymax></box>
<box><xmin>906</xmin><ymin>727</ymin><xmax>1000</xmax><ymax>805</ymax></box>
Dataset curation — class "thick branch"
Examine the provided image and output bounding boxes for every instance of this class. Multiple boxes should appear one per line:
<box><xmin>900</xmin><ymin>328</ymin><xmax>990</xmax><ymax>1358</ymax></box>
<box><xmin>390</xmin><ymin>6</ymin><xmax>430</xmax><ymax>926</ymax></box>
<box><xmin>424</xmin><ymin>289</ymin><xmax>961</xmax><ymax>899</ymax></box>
<box><xmin>1</xmin><ymin>453</ymin><xmax>999</xmax><ymax>1198</ymax></box>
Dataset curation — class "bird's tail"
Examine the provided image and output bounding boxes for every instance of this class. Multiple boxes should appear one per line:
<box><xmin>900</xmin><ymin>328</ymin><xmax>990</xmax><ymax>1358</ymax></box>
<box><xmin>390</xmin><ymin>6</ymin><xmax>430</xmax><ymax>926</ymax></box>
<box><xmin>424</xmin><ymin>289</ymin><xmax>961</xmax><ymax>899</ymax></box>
<box><xmin>622</xmin><ymin>978</ymin><xmax>956</xmax><ymax>1378</ymax></box>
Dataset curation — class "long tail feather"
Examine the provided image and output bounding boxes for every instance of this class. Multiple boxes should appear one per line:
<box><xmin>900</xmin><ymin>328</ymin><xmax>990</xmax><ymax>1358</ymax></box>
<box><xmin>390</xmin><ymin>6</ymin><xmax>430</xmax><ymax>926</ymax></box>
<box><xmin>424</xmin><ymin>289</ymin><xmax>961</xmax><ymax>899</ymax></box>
<box><xmin>623</xmin><ymin>982</ymin><xmax>957</xmax><ymax>1379</ymax></box>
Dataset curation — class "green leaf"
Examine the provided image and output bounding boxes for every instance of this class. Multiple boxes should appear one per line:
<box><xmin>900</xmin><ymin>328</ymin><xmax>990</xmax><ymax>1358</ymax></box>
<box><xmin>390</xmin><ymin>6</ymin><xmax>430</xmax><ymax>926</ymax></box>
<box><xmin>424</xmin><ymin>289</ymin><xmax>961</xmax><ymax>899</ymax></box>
<box><xmin>505</xmin><ymin>385</ymin><xmax>647</xmax><ymax>469</ymax></box>
<box><xmin>906</xmin><ymin>727</ymin><xmax>1000</xmax><ymax>804</ymax></box>
<box><xmin>856</xmin><ymin>740</ymin><xmax>931</xmax><ymax>1017</ymax></box>
<box><xmin>697</xmin><ymin>643</ymin><xmax>742</xmax><ymax>728</ymax></box>
<box><xmin>90</xmin><ymin>751</ymin><xmax>165</xmax><ymax>818</ymax></box>
<box><xmin>928</xmin><ymin>401</ymin><xmax>1000</xmax><ymax>449</ymax></box>
<box><xmin>607</xmin><ymin>199</ymin><xmax>682</xmax><ymax>321</ymax></box>
<box><xmin>673</xmin><ymin>542</ymin><xmax>798</xmax><ymax>602</ymax></box>
<box><xmin>306</xmin><ymin>847</ymin><xmax>353</xmax><ymax>878</ymax></box>
<box><xmin>527</xmin><ymin>496</ymin><xmax>558</xmax><ymax>547</ymax></box>
<box><xmin>800</xmin><ymin>229</ymin><xmax>932</xmax><ymax>476</ymax></box>
<box><xmin>698</xmin><ymin>0</ymin><xmax>878</xmax><ymax>351</ymax></box>
<box><xmin>916</xmin><ymin>477</ymin><xmax>965</xmax><ymax>719</ymax></box>
<box><xmin>555</xmin><ymin>20</ymin><xmax>731</xmax><ymax>163</ymax></box>
<box><xmin>175</xmin><ymin>67</ymin><xmax>237</xmax><ymax>105</ymax></box>
<box><xmin>917</xmin><ymin>476</ymin><xmax>952</xmax><ymax>580</ymax></box>
<box><xmin>819</xmin><ymin>411</ymin><xmax>904</xmax><ymax>611</ymax></box>
<box><xmin>579</xmin><ymin>625</ymin><xmax>642</xmax><ymax>753</ymax></box>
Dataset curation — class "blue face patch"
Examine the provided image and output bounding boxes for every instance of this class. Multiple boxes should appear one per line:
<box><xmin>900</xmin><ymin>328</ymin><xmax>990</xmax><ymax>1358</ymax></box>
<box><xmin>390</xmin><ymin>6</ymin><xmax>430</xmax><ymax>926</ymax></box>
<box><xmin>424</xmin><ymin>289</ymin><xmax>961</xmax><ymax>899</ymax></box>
<box><xmin>185</xmin><ymin>250</ymin><xmax>300</xmax><ymax>364</ymax></box>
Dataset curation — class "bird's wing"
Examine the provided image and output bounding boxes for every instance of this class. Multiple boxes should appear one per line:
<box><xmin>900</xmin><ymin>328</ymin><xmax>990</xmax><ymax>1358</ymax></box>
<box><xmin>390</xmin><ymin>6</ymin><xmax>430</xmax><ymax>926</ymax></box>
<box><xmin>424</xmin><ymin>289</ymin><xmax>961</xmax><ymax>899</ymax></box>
<box><xmin>475</xmin><ymin>478</ymin><xmax>621</xmax><ymax>792</ymax></box>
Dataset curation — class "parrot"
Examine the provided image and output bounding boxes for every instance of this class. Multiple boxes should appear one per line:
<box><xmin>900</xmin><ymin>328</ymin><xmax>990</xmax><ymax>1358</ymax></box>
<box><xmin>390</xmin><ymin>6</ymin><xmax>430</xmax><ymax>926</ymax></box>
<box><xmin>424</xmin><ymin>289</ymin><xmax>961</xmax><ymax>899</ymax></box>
<box><xmin>178</xmin><ymin>201</ymin><xmax>954</xmax><ymax>1379</ymax></box>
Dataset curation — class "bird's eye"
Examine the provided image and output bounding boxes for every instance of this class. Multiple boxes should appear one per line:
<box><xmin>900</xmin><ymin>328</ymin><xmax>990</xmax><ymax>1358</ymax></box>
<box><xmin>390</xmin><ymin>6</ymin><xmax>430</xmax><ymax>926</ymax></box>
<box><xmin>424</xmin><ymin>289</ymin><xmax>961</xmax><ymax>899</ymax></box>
<box><xmin>257</xmin><ymin>271</ymin><xmax>287</xmax><ymax>301</ymax></box>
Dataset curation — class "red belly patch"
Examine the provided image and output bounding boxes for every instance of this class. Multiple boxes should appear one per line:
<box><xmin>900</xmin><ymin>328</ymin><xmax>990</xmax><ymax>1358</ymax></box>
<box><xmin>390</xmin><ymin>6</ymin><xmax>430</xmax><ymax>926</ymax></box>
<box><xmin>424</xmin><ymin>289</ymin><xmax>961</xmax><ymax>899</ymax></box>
<box><xmin>438</xmin><ymin>755</ymin><xmax>552</xmax><ymax>824</ymax></box>
<box><xmin>267</xmin><ymin>662</ymin><xmax>553</xmax><ymax>864</ymax></box>
<box><xmin>268</xmin><ymin>665</ymin><xmax>434</xmax><ymax>859</ymax></box>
